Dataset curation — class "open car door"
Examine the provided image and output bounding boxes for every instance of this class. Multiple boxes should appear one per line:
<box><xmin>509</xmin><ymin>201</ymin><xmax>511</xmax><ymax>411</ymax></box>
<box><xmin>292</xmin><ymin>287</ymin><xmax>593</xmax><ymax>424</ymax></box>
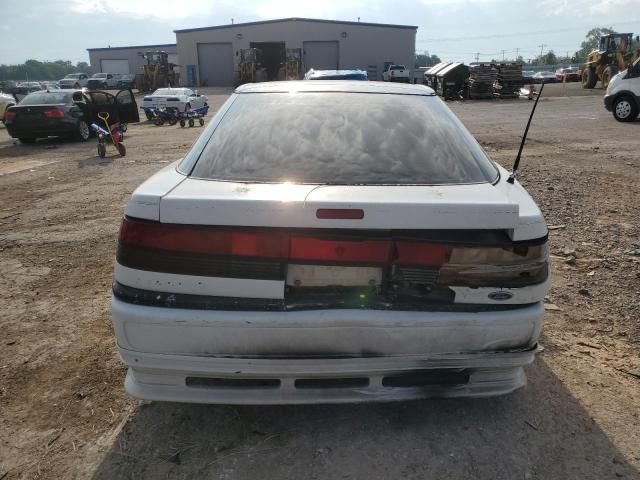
<box><xmin>87</xmin><ymin>89</ymin><xmax>139</xmax><ymax>124</ymax></box>
<box><xmin>115</xmin><ymin>89</ymin><xmax>139</xmax><ymax>123</ymax></box>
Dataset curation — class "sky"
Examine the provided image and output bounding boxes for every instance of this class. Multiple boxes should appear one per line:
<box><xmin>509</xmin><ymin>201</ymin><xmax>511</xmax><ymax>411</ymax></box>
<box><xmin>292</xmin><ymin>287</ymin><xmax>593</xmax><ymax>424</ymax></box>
<box><xmin>1</xmin><ymin>0</ymin><xmax>639</xmax><ymax>65</ymax></box>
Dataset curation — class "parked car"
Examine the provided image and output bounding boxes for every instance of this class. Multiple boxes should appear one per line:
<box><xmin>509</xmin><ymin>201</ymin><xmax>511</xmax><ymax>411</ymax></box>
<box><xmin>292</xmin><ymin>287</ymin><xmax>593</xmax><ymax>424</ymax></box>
<box><xmin>522</xmin><ymin>70</ymin><xmax>536</xmax><ymax>83</ymax></box>
<box><xmin>383</xmin><ymin>64</ymin><xmax>410</xmax><ymax>82</ymax></box>
<box><xmin>531</xmin><ymin>71</ymin><xmax>556</xmax><ymax>83</ymax></box>
<box><xmin>13</xmin><ymin>82</ymin><xmax>42</xmax><ymax>95</ymax></box>
<box><xmin>112</xmin><ymin>81</ymin><xmax>550</xmax><ymax>404</ymax></box>
<box><xmin>116</xmin><ymin>74</ymin><xmax>136</xmax><ymax>89</ymax></box>
<box><xmin>304</xmin><ymin>69</ymin><xmax>368</xmax><ymax>80</ymax></box>
<box><xmin>41</xmin><ymin>82</ymin><xmax>60</xmax><ymax>90</ymax></box>
<box><xmin>141</xmin><ymin>88</ymin><xmax>207</xmax><ymax>120</ymax></box>
<box><xmin>4</xmin><ymin>89</ymin><xmax>139</xmax><ymax>143</ymax></box>
<box><xmin>0</xmin><ymin>92</ymin><xmax>16</xmax><ymax>122</ymax></box>
<box><xmin>59</xmin><ymin>73</ymin><xmax>90</xmax><ymax>89</ymax></box>
<box><xmin>87</xmin><ymin>73</ymin><xmax>120</xmax><ymax>90</ymax></box>
<box><xmin>554</xmin><ymin>67</ymin><xmax>580</xmax><ymax>82</ymax></box>
<box><xmin>604</xmin><ymin>57</ymin><xmax>640</xmax><ymax>122</ymax></box>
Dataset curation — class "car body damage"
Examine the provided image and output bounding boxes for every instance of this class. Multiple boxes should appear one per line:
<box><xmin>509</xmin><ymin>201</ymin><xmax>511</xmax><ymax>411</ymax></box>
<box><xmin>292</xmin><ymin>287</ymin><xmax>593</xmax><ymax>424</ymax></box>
<box><xmin>111</xmin><ymin>81</ymin><xmax>550</xmax><ymax>404</ymax></box>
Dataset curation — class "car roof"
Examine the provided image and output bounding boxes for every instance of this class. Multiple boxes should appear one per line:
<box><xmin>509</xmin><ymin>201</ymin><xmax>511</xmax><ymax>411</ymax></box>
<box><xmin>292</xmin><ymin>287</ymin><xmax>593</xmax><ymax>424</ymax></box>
<box><xmin>236</xmin><ymin>80</ymin><xmax>435</xmax><ymax>96</ymax></box>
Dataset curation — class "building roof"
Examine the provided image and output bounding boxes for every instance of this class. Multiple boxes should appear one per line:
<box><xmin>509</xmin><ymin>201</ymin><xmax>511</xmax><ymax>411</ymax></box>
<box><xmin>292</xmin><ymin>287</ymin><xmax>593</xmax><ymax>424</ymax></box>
<box><xmin>174</xmin><ymin>17</ymin><xmax>418</xmax><ymax>34</ymax></box>
<box><xmin>87</xmin><ymin>43</ymin><xmax>176</xmax><ymax>52</ymax></box>
<box><xmin>235</xmin><ymin>80</ymin><xmax>434</xmax><ymax>96</ymax></box>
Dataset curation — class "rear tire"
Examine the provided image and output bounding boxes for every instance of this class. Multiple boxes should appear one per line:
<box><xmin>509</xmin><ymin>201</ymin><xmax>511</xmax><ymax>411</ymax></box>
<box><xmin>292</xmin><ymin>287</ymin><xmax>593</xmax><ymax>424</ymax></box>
<box><xmin>97</xmin><ymin>143</ymin><xmax>106</xmax><ymax>158</ymax></box>
<box><xmin>116</xmin><ymin>143</ymin><xmax>126</xmax><ymax>157</ymax></box>
<box><xmin>582</xmin><ymin>68</ymin><xmax>597</xmax><ymax>89</ymax></box>
<box><xmin>19</xmin><ymin>138</ymin><xmax>36</xmax><ymax>144</ymax></box>
<box><xmin>77</xmin><ymin>120</ymin><xmax>90</xmax><ymax>141</ymax></box>
<box><xmin>199</xmin><ymin>118</ymin><xmax>204</xmax><ymax>126</ymax></box>
<box><xmin>179</xmin><ymin>119</ymin><xmax>185</xmax><ymax>127</ymax></box>
<box><xmin>613</xmin><ymin>96</ymin><xmax>638</xmax><ymax>122</ymax></box>
<box><xmin>145</xmin><ymin>112</ymin><xmax>153</xmax><ymax>121</ymax></box>
<box><xmin>188</xmin><ymin>118</ymin><xmax>195</xmax><ymax>127</ymax></box>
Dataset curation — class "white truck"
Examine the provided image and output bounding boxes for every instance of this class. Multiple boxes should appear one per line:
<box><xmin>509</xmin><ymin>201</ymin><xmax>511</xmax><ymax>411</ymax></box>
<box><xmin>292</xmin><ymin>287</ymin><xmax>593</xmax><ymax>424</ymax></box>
<box><xmin>87</xmin><ymin>73</ymin><xmax>120</xmax><ymax>90</ymax></box>
<box><xmin>58</xmin><ymin>73</ymin><xmax>90</xmax><ymax>89</ymax></box>
<box><xmin>383</xmin><ymin>65</ymin><xmax>410</xmax><ymax>83</ymax></box>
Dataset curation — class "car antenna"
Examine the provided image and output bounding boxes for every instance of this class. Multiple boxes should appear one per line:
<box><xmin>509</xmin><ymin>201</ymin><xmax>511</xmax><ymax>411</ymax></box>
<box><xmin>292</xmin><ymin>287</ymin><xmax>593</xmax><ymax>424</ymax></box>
<box><xmin>507</xmin><ymin>81</ymin><xmax>545</xmax><ymax>184</ymax></box>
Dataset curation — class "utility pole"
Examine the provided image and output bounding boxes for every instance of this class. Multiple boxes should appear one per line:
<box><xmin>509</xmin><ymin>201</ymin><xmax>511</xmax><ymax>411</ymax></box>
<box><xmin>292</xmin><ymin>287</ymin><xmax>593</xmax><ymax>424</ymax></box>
<box><xmin>538</xmin><ymin>43</ymin><xmax>547</xmax><ymax>58</ymax></box>
<box><xmin>515</xmin><ymin>47</ymin><xmax>520</xmax><ymax>60</ymax></box>
<box><xmin>501</xmin><ymin>50</ymin><xmax>505</xmax><ymax>61</ymax></box>
<box><xmin>475</xmin><ymin>52</ymin><xmax>480</xmax><ymax>62</ymax></box>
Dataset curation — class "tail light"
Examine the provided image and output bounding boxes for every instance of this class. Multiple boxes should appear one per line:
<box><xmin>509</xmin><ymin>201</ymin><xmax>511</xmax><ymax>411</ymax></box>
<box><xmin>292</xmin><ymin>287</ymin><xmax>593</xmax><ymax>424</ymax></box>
<box><xmin>4</xmin><ymin>110</ymin><xmax>16</xmax><ymax>121</ymax></box>
<box><xmin>43</xmin><ymin>108</ymin><xmax>65</xmax><ymax>119</ymax></box>
<box><xmin>117</xmin><ymin>218</ymin><xmax>548</xmax><ymax>288</ymax></box>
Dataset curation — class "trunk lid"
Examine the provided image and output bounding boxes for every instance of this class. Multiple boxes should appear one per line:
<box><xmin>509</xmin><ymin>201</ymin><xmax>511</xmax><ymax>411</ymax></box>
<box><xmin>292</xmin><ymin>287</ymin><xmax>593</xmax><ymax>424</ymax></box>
<box><xmin>159</xmin><ymin>179</ymin><xmax>519</xmax><ymax>230</ymax></box>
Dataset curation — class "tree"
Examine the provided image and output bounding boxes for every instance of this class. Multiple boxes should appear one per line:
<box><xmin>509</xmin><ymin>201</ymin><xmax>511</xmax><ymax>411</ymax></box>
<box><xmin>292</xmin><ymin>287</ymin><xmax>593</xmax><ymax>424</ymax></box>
<box><xmin>541</xmin><ymin>51</ymin><xmax>558</xmax><ymax>65</ymax></box>
<box><xmin>0</xmin><ymin>59</ymin><xmax>88</xmax><ymax>81</ymax></box>
<box><xmin>574</xmin><ymin>27</ymin><xmax>614</xmax><ymax>63</ymax></box>
<box><xmin>415</xmin><ymin>51</ymin><xmax>442</xmax><ymax>68</ymax></box>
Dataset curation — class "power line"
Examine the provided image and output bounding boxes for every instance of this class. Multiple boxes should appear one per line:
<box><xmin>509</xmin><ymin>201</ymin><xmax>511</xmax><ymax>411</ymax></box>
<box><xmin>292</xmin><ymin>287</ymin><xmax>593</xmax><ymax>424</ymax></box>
<box><xmin>417</xmin><ymin>19</ymin><xmax>640</xmax><ymax>42</ymax></box>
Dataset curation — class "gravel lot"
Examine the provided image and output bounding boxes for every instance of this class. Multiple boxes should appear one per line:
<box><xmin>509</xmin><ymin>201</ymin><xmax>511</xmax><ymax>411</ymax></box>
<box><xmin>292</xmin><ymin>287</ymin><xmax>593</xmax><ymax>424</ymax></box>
<box><xmin>1</xmin><ymin>83</ymin><xmax>639</xmax><ymax>479</ymax></box>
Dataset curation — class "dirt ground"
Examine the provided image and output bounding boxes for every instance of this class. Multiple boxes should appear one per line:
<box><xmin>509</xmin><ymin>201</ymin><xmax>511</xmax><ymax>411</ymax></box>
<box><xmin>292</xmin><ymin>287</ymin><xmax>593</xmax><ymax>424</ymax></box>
<box><xmin>1</xmin><ymin>83</ymin><xmax>639</xmax><ymax>479</ymax></box>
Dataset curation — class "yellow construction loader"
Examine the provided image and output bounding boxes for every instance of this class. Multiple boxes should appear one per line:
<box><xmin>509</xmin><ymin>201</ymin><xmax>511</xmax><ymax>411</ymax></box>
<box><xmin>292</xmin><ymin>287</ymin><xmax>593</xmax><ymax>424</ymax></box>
<box><xmin>580</xmin><ymin>33</ymin><xmax>640</xmax><ymax>89</ymax></box>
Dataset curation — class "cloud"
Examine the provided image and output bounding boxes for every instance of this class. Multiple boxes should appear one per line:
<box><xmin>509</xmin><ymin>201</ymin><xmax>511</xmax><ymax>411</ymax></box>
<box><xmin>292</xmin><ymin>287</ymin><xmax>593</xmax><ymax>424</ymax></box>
<box><xmin>69</xmin><ymin>0</ymin><xmax>218</xmax><ymax>20</ymax></box>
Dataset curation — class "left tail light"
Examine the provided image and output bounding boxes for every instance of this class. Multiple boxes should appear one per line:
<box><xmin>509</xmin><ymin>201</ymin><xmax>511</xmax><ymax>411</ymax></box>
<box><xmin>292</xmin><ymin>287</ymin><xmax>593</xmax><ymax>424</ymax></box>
<box><xmin>4</xmin><ymin>110</ymin><xmax>16</xmax><ymax>121</ymax></box>
<box><xmin>43</xmin><ymin>108</ymin><xmax>65</xmax><ymax>119</ymax></box>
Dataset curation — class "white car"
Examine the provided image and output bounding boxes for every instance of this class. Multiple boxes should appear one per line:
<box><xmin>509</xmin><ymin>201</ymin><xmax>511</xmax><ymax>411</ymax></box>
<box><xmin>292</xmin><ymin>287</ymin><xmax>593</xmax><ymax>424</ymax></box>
<box><xmin>142</xmin><ymin>88</ymin><xmax>207</xmax><ymax>119</ymax></box>
<box><xmin>59</xmin><ymin>73</ymin><xmax>89</xmax><ymax>89</ymax></box>
<box><xmin>113</xmin><ymin>81</ymin><xmax>550</xmax><ymax>405</ymax></box>
<box><xmin>0</xmin><ymin>92</ymin><xmax>16</xmax><ymax>122</ymax></box>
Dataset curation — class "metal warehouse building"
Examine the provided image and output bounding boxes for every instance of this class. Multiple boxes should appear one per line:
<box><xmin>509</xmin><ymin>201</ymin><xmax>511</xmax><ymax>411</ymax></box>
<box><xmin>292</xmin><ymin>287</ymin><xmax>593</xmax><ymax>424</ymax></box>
<box><xmin>175</xmin><ymin>18</ymin><xmax>417</xmax><ymax>86</ymax></box>
<box><xmin>87</xmin><ymin>43</ymin><xmax>178</xmax><ymax>75</ymax></box>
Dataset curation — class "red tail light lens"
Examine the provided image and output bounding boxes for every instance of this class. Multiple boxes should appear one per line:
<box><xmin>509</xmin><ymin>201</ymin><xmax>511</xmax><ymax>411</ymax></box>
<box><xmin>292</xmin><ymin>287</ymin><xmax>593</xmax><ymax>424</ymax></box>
<box><xmin>4</xmin><ymin>110</ymin><xmax>16</xmax><ymax>121</ymax></box>
<box><xmin>394</xmin><ymin>241</ymin><xmax>447</xmax><ymax>267</ymax></box>
<box><xmin>290</xmin><ymin>237</ymin><xmax>390</xmax><ymax>264</ymax></box>
<box><xmin>43</xmin><ymin>108</ymin><xmax>65</xmax><ymax>119</ymax></box>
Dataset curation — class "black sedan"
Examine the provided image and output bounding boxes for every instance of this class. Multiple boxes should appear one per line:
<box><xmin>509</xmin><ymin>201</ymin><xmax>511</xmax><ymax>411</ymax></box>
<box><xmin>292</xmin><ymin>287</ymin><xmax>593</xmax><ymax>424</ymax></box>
<box><xmin>4</xmin><ymin>89</ymin><xmax>139</xmax><ymax>144</ymax></box>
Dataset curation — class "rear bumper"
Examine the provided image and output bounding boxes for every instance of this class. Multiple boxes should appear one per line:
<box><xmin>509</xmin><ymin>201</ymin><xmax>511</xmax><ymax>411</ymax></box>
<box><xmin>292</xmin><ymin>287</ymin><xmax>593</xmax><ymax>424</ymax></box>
<box><xmin>121</xmin><ymin>346</ymin><xmax>537</xmax><ymax>404</ymax></box>
<box><xmin>112</xmin><ymin>297</ymin><xmax>544</xmax><ymax>403</ymax></box>
<box><xmin>6</xmin><ymin>121</ymin><xmax>78</xmax><ymax>139</ymax></box>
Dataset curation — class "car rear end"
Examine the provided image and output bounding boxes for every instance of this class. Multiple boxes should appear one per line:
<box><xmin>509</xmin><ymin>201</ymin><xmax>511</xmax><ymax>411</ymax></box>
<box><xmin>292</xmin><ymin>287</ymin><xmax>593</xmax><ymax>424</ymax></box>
<box><xmin>4</xmin><ymin>92</ymin><xmax>80</xmax><ymax>140</ymax></box>
<box><xmin>142</xmin><ymin>90</ymin><xmax>184</xmax><ymax>111</ymax></box>
<box><xmin>112</xmin><ymin>81</ymin><xmax>549</xmax><ymax>404</ymax></box>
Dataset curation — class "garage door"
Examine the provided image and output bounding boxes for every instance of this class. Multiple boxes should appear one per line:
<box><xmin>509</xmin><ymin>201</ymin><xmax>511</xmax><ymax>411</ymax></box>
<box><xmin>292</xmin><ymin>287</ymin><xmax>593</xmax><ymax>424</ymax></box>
<box><xmin>303</xmin><ymin>41</ymin><xmax>339</xmax><ymax>70</ymax></box>
<box><xmin>100</xmin><ymin>59</ymin><xmax>130</xmax><ymax>74</ymax></box>
<box><xmin>197</xmin><ymin>43</ymin><xmax>234</xmax><ymax>86</ymax></box>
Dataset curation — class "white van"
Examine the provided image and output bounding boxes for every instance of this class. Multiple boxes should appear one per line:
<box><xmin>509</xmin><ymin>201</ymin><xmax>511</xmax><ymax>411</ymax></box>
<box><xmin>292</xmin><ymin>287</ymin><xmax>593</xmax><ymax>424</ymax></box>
<box><xmin>604</xmin><ymin>57</ymin><xmax>640</xmax><ymax>122</ymax></box>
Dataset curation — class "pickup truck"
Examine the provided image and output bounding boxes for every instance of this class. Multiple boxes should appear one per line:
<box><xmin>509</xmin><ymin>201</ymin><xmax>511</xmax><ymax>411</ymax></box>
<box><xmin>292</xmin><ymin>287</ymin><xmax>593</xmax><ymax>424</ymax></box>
<box><xmin>59</xmin><ymin>73</ymin><xmax>90</xmax><ymax>89</ymax></box>
<box><xmin>383</xmin><ymin>65</ymin><xmax>410</xmax><ymax>83</ymax></box>
<box><xmin>87</xmin><ymin>73</ymin><xmax>120</xmax><ymax>90</ymax></box>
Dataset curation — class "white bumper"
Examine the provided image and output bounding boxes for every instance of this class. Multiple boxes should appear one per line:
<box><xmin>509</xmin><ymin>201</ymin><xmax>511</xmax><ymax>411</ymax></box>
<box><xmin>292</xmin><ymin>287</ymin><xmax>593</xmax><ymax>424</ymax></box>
<box><xmin>112</xmin><ymin>298</ymin><xmax>543</xmax><ymax>404</ymax></box>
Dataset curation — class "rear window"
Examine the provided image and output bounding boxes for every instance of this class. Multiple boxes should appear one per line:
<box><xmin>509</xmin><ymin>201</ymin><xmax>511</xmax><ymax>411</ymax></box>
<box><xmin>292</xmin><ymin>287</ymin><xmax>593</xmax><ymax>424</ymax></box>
<box><xmin>188</xmin><ymin>92</ymin><xmax>499</xmax><ymax>185</ymax></box>
<box><xmin>19</xmin><ymin>92</ymin><xmax>72</xmax><ymax>105</ymax></box>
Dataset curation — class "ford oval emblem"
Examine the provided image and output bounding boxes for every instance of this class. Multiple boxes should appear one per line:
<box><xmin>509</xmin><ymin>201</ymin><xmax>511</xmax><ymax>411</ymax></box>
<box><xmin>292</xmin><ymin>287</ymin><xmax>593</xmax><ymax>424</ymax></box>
<box><xmin>488</xmin><ymin>291</ymin><xmax>513</xmax><ymax>301</ymax></box>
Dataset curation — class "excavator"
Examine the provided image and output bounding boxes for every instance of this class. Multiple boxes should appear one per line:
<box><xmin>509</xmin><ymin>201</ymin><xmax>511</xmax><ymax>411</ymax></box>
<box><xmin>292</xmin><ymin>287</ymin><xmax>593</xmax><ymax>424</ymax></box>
<box><xmin>580</xmin><ymin>33</ymin><xmax>640</xmax><ymax>89</ymax></box>
<box><xmin>136</xmin><ymin>51</ymin><xmax>180</xmax><ymax>91</ymax></box>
